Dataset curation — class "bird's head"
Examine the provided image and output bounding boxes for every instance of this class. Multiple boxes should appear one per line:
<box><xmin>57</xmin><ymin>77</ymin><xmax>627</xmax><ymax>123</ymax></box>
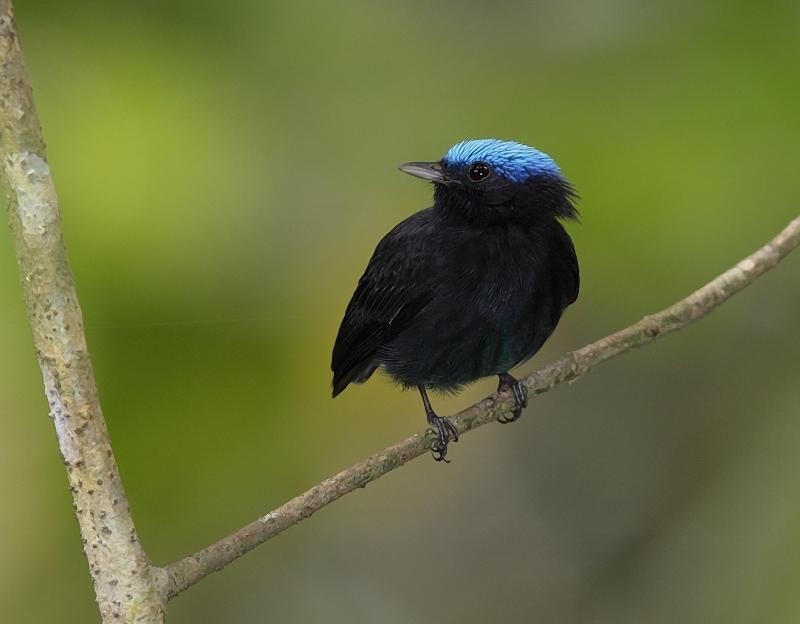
<box><xmin>400</xmin><ymin>139</ymin><xmax>577</xmax><ymax>225</ymax></box>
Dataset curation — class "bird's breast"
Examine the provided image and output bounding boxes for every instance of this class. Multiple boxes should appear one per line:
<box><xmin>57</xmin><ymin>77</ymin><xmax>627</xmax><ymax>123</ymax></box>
<box><xmin>379</xmin><ymin>226</ymin><xmax>556</xmax><ymax>388</ymax></box>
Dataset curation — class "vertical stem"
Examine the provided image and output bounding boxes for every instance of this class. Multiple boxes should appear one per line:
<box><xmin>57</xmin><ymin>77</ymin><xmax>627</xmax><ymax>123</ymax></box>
<box><xmin>0</xmin><ymin>2</ymin><xmax>165</xmax><ymax>622</ymax></box>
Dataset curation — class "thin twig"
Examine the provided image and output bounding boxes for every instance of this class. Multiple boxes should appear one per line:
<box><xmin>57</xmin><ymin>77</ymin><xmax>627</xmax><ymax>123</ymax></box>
<box><xmin>160</xmin><ymin>215</ymin><xmax>800</xmax><ymax>600</ymax></box>
<box><xmin>0</xmin><ymin>3</ymin><xmax>165</xmax><ymax>622</ymax></box>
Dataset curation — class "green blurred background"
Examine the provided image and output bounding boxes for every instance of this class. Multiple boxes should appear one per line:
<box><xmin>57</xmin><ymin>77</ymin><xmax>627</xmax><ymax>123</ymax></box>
<box><xmin>2</xmin><ymin>1</ymin><xmax>799</xmax><ymax>622</ymax></box>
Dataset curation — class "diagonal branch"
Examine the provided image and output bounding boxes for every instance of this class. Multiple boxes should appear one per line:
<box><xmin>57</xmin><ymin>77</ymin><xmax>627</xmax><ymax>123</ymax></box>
<box><xmin>0</xmin><ymin>2</ymin><xmax>165</xmax><ymax>622</ymax></box>
<box><xmin>160</xmin><ymin>214</ymin><xmax>800</xmax><ymax>600</ymax></box>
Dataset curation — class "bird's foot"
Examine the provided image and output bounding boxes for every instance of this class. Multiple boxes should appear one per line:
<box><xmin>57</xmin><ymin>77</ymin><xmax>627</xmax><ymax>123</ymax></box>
<box><xmin>427</xmin><ymin>412</ymin><xmax>459</xmax><ymax>462</ymax></box>
<box><xmin>497</xmin><ymin>372</ymin><xmax>528</xmax><ymax>424</ymax></box>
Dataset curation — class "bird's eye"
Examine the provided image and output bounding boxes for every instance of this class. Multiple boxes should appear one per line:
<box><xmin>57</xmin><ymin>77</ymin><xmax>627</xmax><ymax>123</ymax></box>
<box><xmin>467</xmin><ymin>162</ymin><xmax>491</xmax><ymax>183</ymax></box>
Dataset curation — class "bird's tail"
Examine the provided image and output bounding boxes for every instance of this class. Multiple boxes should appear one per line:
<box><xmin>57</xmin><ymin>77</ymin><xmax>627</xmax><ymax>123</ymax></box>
<box><xmin>331</xmin><ymin>361</ymin><xmax>379</xmax><ymax>397</ymax></box>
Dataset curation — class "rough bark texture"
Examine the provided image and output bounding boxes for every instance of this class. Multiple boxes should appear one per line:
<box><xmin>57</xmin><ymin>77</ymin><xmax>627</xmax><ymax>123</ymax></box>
<box><xmin>0</xmin><ymin>2</ymin><xmax>166</xmax><ymax>622</ymax></box>
<box><xmin>161</xmin><ymin>215</ymin><xmax>800</xmax><ymax>599</ymax></box>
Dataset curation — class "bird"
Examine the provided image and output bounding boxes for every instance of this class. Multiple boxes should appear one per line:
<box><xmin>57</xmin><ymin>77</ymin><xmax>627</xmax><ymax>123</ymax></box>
<box><xmin>331</xmin><ymin>138</ymin><xmax>579</xmax><ymax>461</ymax></box>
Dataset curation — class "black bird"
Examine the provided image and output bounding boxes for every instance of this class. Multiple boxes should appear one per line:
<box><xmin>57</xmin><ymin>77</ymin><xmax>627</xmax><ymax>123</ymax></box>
<box><xmin>331</xmin><ymin>139</ymin><xmax>579</xmax><ymax>461</ymax></box>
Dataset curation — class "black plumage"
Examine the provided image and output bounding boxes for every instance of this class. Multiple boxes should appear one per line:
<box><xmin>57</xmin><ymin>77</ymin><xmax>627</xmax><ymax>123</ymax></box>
<box><xmin>331</xmin><ymin>139</ymin><xmax>579</xmax><ymax>461</ymax></box>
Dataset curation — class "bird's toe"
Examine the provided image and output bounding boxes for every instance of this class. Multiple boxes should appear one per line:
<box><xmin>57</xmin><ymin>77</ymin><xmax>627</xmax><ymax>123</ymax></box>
<box><xmin>497</xmin><ymin>372</ymin><xmax>528</xmax><ymax>423</ymax></box>
<box><xmin>429</xmin><ymin>415</ymin><xmax>458</xmax><ymax>462</ymax></box>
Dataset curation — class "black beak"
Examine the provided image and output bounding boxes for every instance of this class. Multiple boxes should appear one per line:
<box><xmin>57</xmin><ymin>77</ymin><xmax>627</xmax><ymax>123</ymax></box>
<box><xmin>398</xmin><ymin>161</ymin><xmax>446</xmax><ymax>183</ymax></box>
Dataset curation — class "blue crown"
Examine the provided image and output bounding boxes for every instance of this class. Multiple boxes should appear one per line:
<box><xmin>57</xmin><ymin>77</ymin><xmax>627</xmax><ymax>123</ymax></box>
<box><xmin>443</xmin><ymin>139</ymin><xmax>561</xmax><ymax>182</ymax></box>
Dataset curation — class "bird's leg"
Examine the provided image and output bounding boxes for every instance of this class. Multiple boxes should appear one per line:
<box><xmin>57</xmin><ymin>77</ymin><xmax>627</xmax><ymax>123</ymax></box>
<box><xmin>497</xmin><ymin>372</ymin><xmax>528</xmax><ymax>424</ymax></box>
<box><xmin>418</xmin><ymin>385</ymin><xmax>459</xmax><ymax>462</ymax></box>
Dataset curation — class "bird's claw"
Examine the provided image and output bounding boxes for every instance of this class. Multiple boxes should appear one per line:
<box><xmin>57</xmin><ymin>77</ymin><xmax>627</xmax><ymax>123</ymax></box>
<box><xmin>497</xmin><ymin>373</ymin><xmax>528</xmax><ymax>424</ymax></box>
<box><xmin>429</xmin><ymin>415</ymin><xmax>459</xmax><ymax>462</ymax></box>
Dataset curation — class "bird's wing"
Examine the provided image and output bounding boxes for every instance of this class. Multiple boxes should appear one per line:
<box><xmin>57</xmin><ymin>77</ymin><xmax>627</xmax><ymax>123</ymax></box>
<box><xmin>331</xmin><ymin>214</ymin><xmax>435</xmax><ymax>396</ymax></box>
<box><xmin>563</xmin><ymin>236</ymin><xmax>580</xmax><ymax>305</ymax></box>
<box><xmin>553</xmin><ymin>220</ymin><xmax>580</xmax><ymax>305</ymax></box>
